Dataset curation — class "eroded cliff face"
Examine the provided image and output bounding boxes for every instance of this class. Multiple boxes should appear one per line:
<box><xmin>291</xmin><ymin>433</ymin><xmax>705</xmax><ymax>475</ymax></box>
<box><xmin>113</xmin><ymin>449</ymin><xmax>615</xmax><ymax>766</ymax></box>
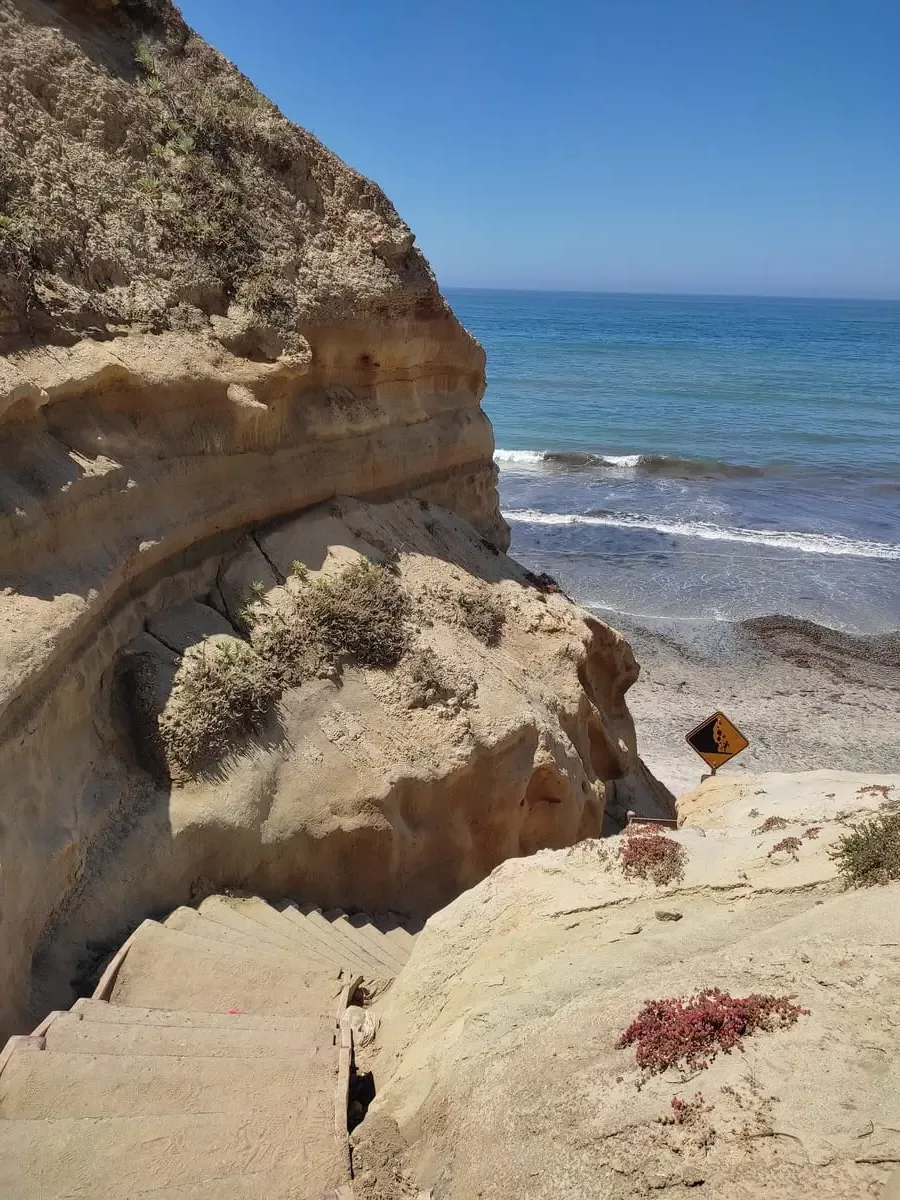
<box><xmin>0</xmin><ymin>0</ymin><xmax>505</xmax><ymax>733</ymax></box>
<box><xmin>12</xmin><ymin>498</ymin><xmax>672</xmax><ymax>1031</ymax></box>
<box><xmin>0</xmin><ymin>0</ymin><xmax>667</xmax><ymax>1037</ymax></box>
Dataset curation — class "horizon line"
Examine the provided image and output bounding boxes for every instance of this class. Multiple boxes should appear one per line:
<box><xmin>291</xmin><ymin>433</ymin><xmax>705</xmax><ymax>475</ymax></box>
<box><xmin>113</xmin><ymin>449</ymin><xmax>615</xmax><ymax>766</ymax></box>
<box><xmin>440</xmin><ymin>285</ymin><xmax>900</xmax><ymax>303</ymax></box>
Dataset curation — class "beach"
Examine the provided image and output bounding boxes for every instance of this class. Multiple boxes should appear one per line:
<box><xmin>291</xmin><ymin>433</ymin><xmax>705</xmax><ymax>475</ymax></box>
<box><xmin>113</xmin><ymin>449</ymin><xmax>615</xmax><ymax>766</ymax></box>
<box><xmin>602</xmin><ymin>610</ymin><xmax>900</xmax><ymax>795</ymax></box>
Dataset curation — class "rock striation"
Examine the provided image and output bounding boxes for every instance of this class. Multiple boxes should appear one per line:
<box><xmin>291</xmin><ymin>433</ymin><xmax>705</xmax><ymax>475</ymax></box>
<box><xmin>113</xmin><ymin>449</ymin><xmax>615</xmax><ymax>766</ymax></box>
<box><xmin>0</xmin><ymin>0</ymin><xmax>669</xmax><ymax>1037</ymax></box>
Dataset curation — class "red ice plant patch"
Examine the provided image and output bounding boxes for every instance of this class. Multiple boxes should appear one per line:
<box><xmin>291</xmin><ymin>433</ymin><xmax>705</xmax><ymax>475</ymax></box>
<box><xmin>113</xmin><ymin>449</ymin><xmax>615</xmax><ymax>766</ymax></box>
<box><xmin>665</xmin><ymin>1092</ymin><xmax>707</xmax><ymax>1126</ymax></box>
<box><xmin>753</xmin><ymin>815</ymin><xmax>789</xmax><ymax>834</ymax></box>
<box><xmin>617</xmin><ymin>989</ymin><xmax>808</xmax><ymax>1074</ymax></box>
<box><xmin>768</xmin><ymin>836</ymin><xmax>803</xmax><ymax>859</ymax></box>
<box><xmin>619</xmin><ymin>826</ymin><xmax>687</xmax><ymax>886</ymax></box>
<box><xmin>803</xmin><ymin>826</ymin><xmax>821</xmax><ymax>840</ymax></box>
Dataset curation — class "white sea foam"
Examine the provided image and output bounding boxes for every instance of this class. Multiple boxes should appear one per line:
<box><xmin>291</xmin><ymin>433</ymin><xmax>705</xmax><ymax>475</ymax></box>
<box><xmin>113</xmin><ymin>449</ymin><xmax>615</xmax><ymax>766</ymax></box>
<box><xmin>494</xmin><ymin>448</ymin><xmax>643</xmax><ymax>467</ymax></box>
<box><xmin>600</xmin><ymin>453</ymin><xmax>642</xmax><ymax>468</ymax></box>
<box><xmin>493</xmin><ymin>449</ymin><xmax>546</xmax><ymax>464</ymax></box>
<box><xmin>503</xmin><ymin>509</ymin><xmax>900</xmax><ymax>560</ymax></box>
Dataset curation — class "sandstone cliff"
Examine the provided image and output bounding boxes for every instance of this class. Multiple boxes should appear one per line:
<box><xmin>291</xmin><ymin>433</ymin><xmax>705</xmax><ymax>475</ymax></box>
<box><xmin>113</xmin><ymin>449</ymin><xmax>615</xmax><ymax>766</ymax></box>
<box><xmin>362</xmin><ymin>771</ymin><xmax>900</xmax><ymax>1199</ymax></box>
<box><xmin>0</xmin><ymin>0</ymin><xmax>669</xmax><ymax>1037</ymax></box>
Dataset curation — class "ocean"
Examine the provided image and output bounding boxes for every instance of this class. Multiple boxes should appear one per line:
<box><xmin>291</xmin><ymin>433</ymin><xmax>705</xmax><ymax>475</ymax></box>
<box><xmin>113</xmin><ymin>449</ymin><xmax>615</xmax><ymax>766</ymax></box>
<box><xmin>447</xmin><ymin>289</ymin><xmax>900</xmax><ymax>634</ymax></box>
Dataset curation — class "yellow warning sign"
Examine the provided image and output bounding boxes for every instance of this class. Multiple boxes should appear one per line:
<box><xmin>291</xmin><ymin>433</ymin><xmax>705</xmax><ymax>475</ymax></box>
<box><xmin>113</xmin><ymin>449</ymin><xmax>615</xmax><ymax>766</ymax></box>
<box><xmin>685</xmin><ymin>711</ymin><xmax>749</xmax><ymax>770</ymax></box>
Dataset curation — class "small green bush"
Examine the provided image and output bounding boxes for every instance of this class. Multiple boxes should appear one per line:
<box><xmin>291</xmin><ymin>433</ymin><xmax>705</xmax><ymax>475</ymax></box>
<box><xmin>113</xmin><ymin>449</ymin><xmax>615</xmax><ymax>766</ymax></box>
<box><xmin>454</xmin><ymin>590</ymin><xmax>505</xmax><ymax>646</ymax></box>
<box><xmin>303</xmin><ymin>559</ymin><xmax>409</xmax><ymax>668</ymax></box>
<box><xmin>159</xmin><ymin>639</ymin><xmax>280</xmax><ymax>772</ymax></box>
<box><xmin>251</xmin><ymin>558</ymin><xmax>409</xmax><ymax>682</ymax></box>
<box><xmin>0</xmin><ymin>214</ymin><xmax>32</xmax><ymax>250</ymax></box>
<box><xmin>829</xmin><ymin>811</ymin><xmax>900</xmax><ymax>886</ymax></box>
<box><xmin>134</xmin><ymin>38</ymin><xmax>158</xmax><ymax>76</ymax></box>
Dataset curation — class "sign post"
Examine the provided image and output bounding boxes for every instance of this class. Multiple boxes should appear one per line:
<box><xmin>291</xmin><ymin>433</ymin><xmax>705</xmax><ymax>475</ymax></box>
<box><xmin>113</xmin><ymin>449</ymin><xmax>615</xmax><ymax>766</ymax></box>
<box><xmin>685</xmin><ymin>711</ymin><xmax>749</xmax><ymax>776</ymax></box>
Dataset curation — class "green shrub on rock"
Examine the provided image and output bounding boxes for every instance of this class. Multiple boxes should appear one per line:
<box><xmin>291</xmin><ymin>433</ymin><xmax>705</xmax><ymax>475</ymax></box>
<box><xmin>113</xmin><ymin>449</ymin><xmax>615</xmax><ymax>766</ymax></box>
<box><xmin>829</xmin><ymin>811</ymin><xmax>900</xmax><ymax>886</ymax></box>
<box><xmin>160</xmin><ymin>559</ymin><xmax>411</xmax><ymax>774</ymax></box>
<box><xmin>159</xmin><ymin>638</ymin><xmax>280</xmax><ymax>773</ymax></box>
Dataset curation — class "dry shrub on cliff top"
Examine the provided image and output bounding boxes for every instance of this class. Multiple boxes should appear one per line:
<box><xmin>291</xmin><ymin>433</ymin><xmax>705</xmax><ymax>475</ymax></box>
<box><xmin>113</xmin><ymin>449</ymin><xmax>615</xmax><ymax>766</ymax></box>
<box><xmin>1</xmin><ymin>1</ymin><xmax>430</xmax><ymax>352</ymax></box>
<box><xmin>618</xmin><ymin>989</ymin><xmax>809</xmax><ymax>1074</ymax></box>
<box><xmin>251</xmin><ymin>559</ymin><xmax>410</xmax><ymax>681</ymax></box>
<box><xmin>399</xmin><ymin>646</ymin><xmax>476</xmax><ymax>710</ymax></box>
<box><xmin>159</xmin><ymin>638</ymin><xmax>280</xmax><ymax>772</ymax></box>
<box><xmin>619</xmin><ymin>826</ymin><xmax>688</xmax><ymax>886</ymax></box>
<box><xmin>425</xmin><ymin>584</ymin><xmax>506</xmax><ymax>646</ymax></box>
<box><xmin>829</xmin><ymin>810</ymin><xmax>900</xmax><ymax>887</ymax></box>
<box><xmin>304</xmin><ymin>560</ymin><xmax>409</xmax><ymax>667</ymax></box>
<box><xmin>454</xmin><ymin>590</ymin><xmax>506</xmax><ymax>646</ymax></box>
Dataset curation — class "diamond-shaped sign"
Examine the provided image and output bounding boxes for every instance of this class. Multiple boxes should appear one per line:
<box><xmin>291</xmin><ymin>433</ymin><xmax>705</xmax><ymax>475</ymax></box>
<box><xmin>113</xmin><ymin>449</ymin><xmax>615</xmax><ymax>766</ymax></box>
<box><xmin>686</xmin><ymin>711</ymin><xmax>749</xmax><ymax>770</ymax></box>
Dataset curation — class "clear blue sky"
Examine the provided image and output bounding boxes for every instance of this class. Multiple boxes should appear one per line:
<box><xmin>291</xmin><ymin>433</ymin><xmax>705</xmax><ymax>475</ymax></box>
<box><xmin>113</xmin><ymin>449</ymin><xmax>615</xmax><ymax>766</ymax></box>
<box><xmin>178</xmin><ymin>0</ymin><xmax>900</xmax><ymax>298</ymax></box>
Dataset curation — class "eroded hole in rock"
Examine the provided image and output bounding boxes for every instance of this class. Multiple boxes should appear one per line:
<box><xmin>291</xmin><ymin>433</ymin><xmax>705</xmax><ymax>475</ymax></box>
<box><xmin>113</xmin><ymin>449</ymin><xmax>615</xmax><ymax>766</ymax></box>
<box><xmin>348</xmin><ymin>1065</ymin><xmax>376</xmax><ymax>1133</ymax></box>
<box><xmin>519</xmin><ymin>762</ymin><xmax>573</xmax><ymax>856</ymax></box>
<box><xmin>587</xmin><ymin>716</ymin><xmax>626</xmax><ymax>781</ymax></box>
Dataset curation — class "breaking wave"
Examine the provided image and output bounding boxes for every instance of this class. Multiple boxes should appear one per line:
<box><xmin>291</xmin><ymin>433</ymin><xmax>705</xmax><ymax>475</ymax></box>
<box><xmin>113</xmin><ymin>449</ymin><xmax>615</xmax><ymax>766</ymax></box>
<box><xmin>494</xmin><ymin>448</ymin><xmax>766</xmax><ymax>479</ymax></box>
<box><xmin>503</xmin><ymin>508</ymin><xmax>900</xmax><ymax>561</ymax></box>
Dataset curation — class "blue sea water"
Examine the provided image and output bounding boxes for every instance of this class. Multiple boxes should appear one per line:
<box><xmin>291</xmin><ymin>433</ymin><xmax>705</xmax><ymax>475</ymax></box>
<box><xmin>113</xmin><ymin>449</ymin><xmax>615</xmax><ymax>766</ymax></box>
<box><xmin>446</xmin><ymin>289</ymin><xmax>900</xmax><ymax>633</ymax></box>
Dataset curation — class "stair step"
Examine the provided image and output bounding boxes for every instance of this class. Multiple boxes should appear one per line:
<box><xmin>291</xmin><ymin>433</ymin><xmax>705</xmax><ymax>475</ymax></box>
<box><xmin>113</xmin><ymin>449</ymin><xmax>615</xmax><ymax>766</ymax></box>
<box><xmin>299</xmin><ymin>906</ymin><xmax>395</xmax><ymax>975</ymax></box>
<box><xmin>108</xmin><ymin>921</ymin><xmax>344</xmax><ymax>1016</ymax></box>
<box><xmin>277</xmin><ymin>901</ymin><xmax>374</xmax><ymax>972</ymax></box>
<box><xmin>323</xmin><ymin>909</ymin><xmax>407</xmax><ymax>973</ymax></box>
<box><xmin>42</xmin><ymin>1010</ymin><xmax>329</xmax><ymax>1059</ymax></box>
<box><xmin>0</xmin><ymin>1047</ymin><xmax>335</xmax><ymax>1120</ymax></box>
<box><xmin>345</xmin><ymin>912</ymin><xmax>410</xmax><ymax>970</ymax></box>
<box><xmin>163</xmin><ymin>906</ymin><xmax>279</xmax><ymax>953</ymax></box>
<box><xmin>210</xmin><ymin>895</ymin><xmax>332</xmax><ymax>953</ymax></box>
<box><xmin>196</xmin><ymin>896</ymin><xmax>314</xmax><ymax>957</ymax></box>
<box><xmin>0</xmin><ymin>1110</ymin><xmax>347</xmax><ymax>1199</ymax></box>
<box><xmin>71</xmin><ymin>999</ymin><xmax>323</xmax><ymax>1033</ymax></box>
<box><xmin>372</xmin><ymin>912</ymin><xmax>417</xmax><ymax>954</ymax></box>
<box><xmin>278</xmin><ymin>902</ymin><xmax>388</xmax><ymax>974</ymax></box>
<box><xmin>165</xmin><ymin>903</ymin><xmax>340</xmax><ymax>972</ymax></box>
<box><xmin>258</xmin><ymin>902</ymin><xmax>352</xmax><ymax>970</ymax></box>
<box><xmin>285</xmin><ymin>904</ymin><xmax>393</xmax><ymax>976</ymax></box>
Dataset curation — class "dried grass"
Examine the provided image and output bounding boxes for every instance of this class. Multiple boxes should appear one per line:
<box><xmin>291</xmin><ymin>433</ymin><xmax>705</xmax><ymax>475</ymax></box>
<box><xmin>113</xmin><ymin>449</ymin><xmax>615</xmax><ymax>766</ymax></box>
<box><xmin>160</xmin><ymin>559</ymin><xmax>410</xmax><ymax>774</ymax></box>
<box><xmin>159</xmin><ymin>638</ymin><xmax>279</xmax><ymax>772</ymax></box>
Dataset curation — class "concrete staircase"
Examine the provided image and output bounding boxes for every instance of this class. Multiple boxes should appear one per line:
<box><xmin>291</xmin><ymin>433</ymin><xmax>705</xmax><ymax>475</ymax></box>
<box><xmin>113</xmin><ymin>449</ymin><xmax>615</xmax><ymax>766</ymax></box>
<box><xmin>0</xmin><ymin>896</ymin><xmax>418</xmax><ymax>1199</ymax></box>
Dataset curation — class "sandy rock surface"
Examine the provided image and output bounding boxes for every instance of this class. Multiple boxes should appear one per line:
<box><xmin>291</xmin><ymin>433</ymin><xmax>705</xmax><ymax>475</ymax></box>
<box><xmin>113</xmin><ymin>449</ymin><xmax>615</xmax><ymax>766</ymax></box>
<box><xmin>360</xmin><ymin>771</ymin><xmax>900</xmax><ymax>1199</ymax></box>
